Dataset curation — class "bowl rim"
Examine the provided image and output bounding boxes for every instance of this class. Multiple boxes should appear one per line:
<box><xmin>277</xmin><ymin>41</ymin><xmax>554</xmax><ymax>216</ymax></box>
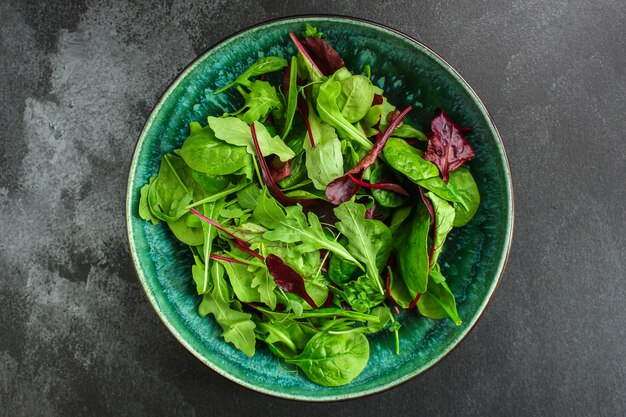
<box><xmin>125</xmin><ymin>14</ymin><xmax>514</xmax><ymax>402</ymax></box>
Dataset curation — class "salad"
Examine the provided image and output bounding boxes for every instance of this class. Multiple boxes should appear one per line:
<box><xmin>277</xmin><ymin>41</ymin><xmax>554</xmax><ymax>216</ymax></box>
<box><xmin>138</xmin><ymin>24</ymin><xmax>480</xmax><ymax>386</ymax></box>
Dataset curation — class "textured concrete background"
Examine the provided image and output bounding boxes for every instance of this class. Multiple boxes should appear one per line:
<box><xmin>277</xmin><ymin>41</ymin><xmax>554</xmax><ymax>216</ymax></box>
<box><xmin>1</xmin><ymin>0</ymin><xmax>625</xmax><ymax>416</ymax></box>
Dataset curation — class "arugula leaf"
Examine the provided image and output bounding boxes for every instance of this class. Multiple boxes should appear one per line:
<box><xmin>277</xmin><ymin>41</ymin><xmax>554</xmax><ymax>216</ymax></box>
<box><xmin>394</xmin><ymin>202</ymin><xmax>430</xmax><ymax>297</ymax></box>
<box><xmin>214</xmin><ymin>56</ymin><xmax>288</xmax><ymax>94</ymax></box>
<box><xmin>198</xmin><ymin>294</ymin><xmax>257</xmax><ymax>356</ymax></box>
<box><xmin>425</xmin><ymin>191</ymin><xmax>455</xmax><ymax>268</ymax></box>
<box><xmin>417</xmin><ymin>266</ymin><xmax>462</xmax><ymax>325</ymax></box>
<box><xmin>302</xmin><ymin>23</ymin><xmax>322</xmax><ymax>38</ymax></box>
<box><xmin>334</xmin><ymin>201</ymin><xmax>392</xmax><ymax>294</ymax></box>
<box><xmin>237</xmin><ymin>80</ymin><xmax>283</xmax><ymax>124</ymax></box>
<box><xmin>286</xmin><ymin>331</ymin><xmax>369</xmax><ymax>386</ymax></box>
<box><xmin>303</xmin><ymin>102</ymin><xmax>344</xmax><ymax>190</ymax></box>
<box><xmin>207</xmin><ymin>117</ymin><xmax>295</xmax><ymax>162</ymax></box>
<box><xmin>253</xmin><ymin>190</ymin><xmax>363</xmax><ymax>268</ymax></box>
<box><xmin>316</xmin><ymin>79</ymin><xmax>372</xmax><ymax>149</ymax></box>
<box><xmin>219</xmin><ymin>259</ymin><xmax>261</xmax><ymax>303</ymax></box>
<box><xmin>178</xmin><ymin>122</ymin><xmax>250</xmax><ymax>175</ymax></box>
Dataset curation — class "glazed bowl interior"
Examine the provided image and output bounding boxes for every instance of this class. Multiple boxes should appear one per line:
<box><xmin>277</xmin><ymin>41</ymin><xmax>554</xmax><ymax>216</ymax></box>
<box><xmin>126</xmin><ymin>16</ymin><xmax>513</xmax><ymax>401</ymax></box>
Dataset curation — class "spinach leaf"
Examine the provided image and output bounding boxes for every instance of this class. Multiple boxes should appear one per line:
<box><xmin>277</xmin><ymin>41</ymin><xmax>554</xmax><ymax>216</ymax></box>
<box><xmin>178</xmin><ymin>122</ymin><xmax>250</xmax><ymax>175</ymax></box>
<box><xmin>214</xmin><ymin>56</ymin><xmax>288</xmax><ymax>94</ymax></box>
<box><xmin>426</xmin><ymin>191</ymin><xmax>455</xmax><ymax>268</ymax></box>
<box><xmin>286</xmin><ymin>331</ymin><xmax>369</xmax><ymax>386</ymax></box>
<box><xmin>394</xmin><ymin>202</ymin><xmax>430</xmax><ymax>297</ymax></box>
<box><xmin>303</xmin><ymin>102</ymin><xmax>344</xmax><ymax>190</ymax></box>
<box><xmin>383</xmin><ymin>137</ymin><xmax>439</xmax><ymax>182</ymax></box>
<box><xmin>239</xmin><ymin>80</ymin><xmax>283</xmax><ymax>124</ymax></box>
<box><xmin>418</xmin><ymin>176</ymin><xmax>463</xmax><ymax>204</ymax></box>
<box><xmin>254</xmin><ymin>191</ymin><xmax>363</xmax><ymax>268</ymax></box>
<box><xmin>316</xmin><ymin>79</ymin><xmax>372</xmax><ymax>149</ymax></box>
<box><xmin>139</xmin><ymin>178</ymin><xmax>159</xmax><ymax>224</ymax></box>
<box><xmin>236</xmin><ymin>183</ymin><xmax>262</xmax><ymax>210</ymax></box>
<box><xmin>255</xmin><ymin>318</ymin><xmax>316</xmax><ymax>358</ymax></box>
<box><xmin>448</xmin><ymin>168</ymin><xmax>480</xmax><ymax>226</ymax></box>
<box><xmin>392</xmin><ymin>123</ymin><xmax>428</xmax><ymax>141</ymax></box>
<box><xmin>198</xmin><ymin>294</ymin><xmax>257</xmax><ymax>356</ymax></box>
<box><xmin>388</xmin><ymin>266</ymin><xmax>413</xmax><ymax>309</ymax></box>
<box><xmin>334</xmin><ymin>201</ymin><xmax>392</xmax><ymax>294</ymax></box>
<box><xmin>417</xmin><ymin>265</ymin><xmax>462</xmax><ymax>325</ymax></box>
<box><xmin>328</xmin><ymin>239</ymin><xmax>361</xmax><ymax>285</ymax></box>
<box><xmin>207</xmin><ymin>117</ymin><xmax>295</xmax><ymax>162</ymax></box>
<box><xmin>148</xmin><ymin>154</ymin><xmax>193</xmax><ymax>222</ymax></box>
<box><xmin>336</xmin><ymin>75</ymin><xmax>375</xmax><ymax>123</ymax></box>
<box><xmin>167</xmin><ymin>212</ymin><xmax>204</xmax><ymax>246</ymax></box>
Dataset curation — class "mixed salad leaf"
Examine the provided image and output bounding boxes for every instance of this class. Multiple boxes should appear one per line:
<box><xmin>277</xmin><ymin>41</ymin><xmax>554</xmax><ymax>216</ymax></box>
<box><xmin>138</xmin><ymin>24</ymin><xmax>479</xmax><ymax>387</ymax></box>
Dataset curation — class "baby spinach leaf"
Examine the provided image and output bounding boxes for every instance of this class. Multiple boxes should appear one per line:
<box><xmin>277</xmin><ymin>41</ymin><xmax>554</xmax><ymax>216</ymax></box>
<box><xmin>236</xmin><ymin>183</ymin><xmax>262</xmax><ymax>209</ymax></box>
<box><xmin>418</xmin><ymin>176</ymin><xmax>463</xmax><ymax>204</ymax></box>
<box><xmin>334</xmin><ymin>201</ymin><xmax>392</xmax><ymax>295</ymax></box>
<box><xmin>207</xmin><ymin>117</ymin><xmax>295</xmax><ymax>162</ymax></box>
<box><xmin>139</xmin><ymin>178</ymin><xmax>159</xmax><ymax>224</ymax></box>
<box><xmin>303</xmin><ymin>102</ymin><xmax>344</xmax><ymax>190</ymax></box>
<box><xmin>425</xmin><ymin>191</ymin><xmax>456</xmax><ymax>268</ymax></box>
<box><xmin>424</xmin><ymin>111</ymin><xmax>475</xmax><ymax>182</ymax></box>
<box><xmin>316</xmin><ymin>79</ymin><xmax>372</xmax><ymax>149</ymax></box>
<box><xmin>336</xmin><ymin>75</ymin><xmax>375</xmax><ymax>123</ymax></box>
<box><xmin>388</xmin><ymin>266</ymin><xmax>413</xmax><ymax>309</ymax></box>
<box><xmin>448</xmin><ymin>168</ymin><xmax>480</xmax><ymax>226</ymax></box>
<box><xmin>328</xmin><ymin>239</ymin><xmax>361</xmax><ymax>285</ymax></box>
<box><xmin>148</xmin><ymin>154</ymin><xmax>193</xmax><ymax>222</ymax></box>
<box><xmin>214</xmin><ymin>56</ymin><xmax>288</xmax><ymax>94</ymax></box>
<box><xmin>198</xmin><ymin>293</ymin><xmax>257</xmax><ymax>356</ymax></box>
<box><xmin>167</xmin><ymin>212</ymin><xmax>204</xmax><ymax>246</ymax></box>
<box><xmin>392</xmin><ymin>123</ymin><xmax>428</xmax><ymax>141</ymax></box>
<box><xmin>255</xmin><ymin>319</ymin><xmax>316</xmax><ymax>358</ymax></box>
<box><xmin>383</xmin><ymin>137</ymin><xmax>439</xmax><ymax>182</ymax></box>
<box><xmin>417</xmin><ymin>267</ymin><xmax>462</xmax><ymax>325</ymax></box>
<box><xmin>178</xmin><ymin>122</ymin><xmax>250</xmax><ymax>175</ymax></box>
<box><xmin>286</xmin><ymin>331</ymin><xmax>369</xmax><ymax>386</ymax></box>
<box><xmin>394</xmin><ymin>202</ymin><xmax>430</xmax><ymax>297</ymax></box>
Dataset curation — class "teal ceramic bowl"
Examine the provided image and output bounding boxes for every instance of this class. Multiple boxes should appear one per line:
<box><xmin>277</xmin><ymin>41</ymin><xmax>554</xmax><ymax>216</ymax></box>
<box><xmin>126</xmin><ymin>16</ymin><xmax>513</xmax><ymax>401</ymax></box>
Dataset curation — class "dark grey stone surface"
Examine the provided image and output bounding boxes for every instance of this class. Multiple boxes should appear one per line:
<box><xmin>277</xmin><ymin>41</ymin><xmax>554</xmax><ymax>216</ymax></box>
<box><xmin>1</xmin><ymin>0</ymin><xmax>624</xmax><ymax>415</ymax></box>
